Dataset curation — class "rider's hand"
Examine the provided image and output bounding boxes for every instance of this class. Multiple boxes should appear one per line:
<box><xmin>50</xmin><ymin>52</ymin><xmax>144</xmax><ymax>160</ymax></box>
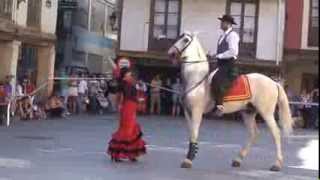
<box><xmin>206</xmin><ymin>54</ymin><xmax>213</xmax><ymax>60</ymax></box>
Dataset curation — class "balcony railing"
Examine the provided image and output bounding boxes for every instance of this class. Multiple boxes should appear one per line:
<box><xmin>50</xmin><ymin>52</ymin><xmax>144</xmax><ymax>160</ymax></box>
<box><xmin>0</xmin><ymin>0</ymin><xmax>12</xmax><ymax>20</ymax></box>
<box><xmin>59</xmin><ymin>0</ymin><xmax>78</xmax><ymax>10</ymax></box>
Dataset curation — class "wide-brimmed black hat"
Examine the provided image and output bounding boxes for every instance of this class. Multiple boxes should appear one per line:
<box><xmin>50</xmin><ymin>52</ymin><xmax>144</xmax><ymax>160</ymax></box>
<box><xmin>218</xmin><ymin>15</ymin><xmax>237</xmax><ymax>25</ymax></box>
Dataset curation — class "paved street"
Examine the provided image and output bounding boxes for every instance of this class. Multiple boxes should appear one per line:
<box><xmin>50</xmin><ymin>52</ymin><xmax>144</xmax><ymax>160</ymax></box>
<box><xmin>0</xmin><ymin>115</ymin><xmax>318</xmax><ymax>180</ymax></box>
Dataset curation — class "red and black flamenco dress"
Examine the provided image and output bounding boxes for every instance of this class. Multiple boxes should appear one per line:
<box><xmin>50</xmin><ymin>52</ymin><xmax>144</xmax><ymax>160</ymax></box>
<box><xmin>107</xmin><ymin>79</ymin><xmax>146</xmax><ymax>160</ymax></box>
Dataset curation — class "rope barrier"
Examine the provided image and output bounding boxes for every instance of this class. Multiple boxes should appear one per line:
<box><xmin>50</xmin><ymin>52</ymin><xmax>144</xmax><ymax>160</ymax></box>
<box><xmin>288</xmin><ymin>101</ymin><xmax>319</xmax><ymax>106</ymax></box>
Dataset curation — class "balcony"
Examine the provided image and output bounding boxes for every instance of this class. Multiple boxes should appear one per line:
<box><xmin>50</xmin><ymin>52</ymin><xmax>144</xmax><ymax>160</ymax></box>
<box><xmin>0</xmin><ymin>0</ymin><xmax>12</xmax><ymax>20</ymax></box>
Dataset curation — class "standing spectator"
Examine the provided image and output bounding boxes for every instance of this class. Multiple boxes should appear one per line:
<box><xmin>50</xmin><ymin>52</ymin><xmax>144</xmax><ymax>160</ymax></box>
<box><xmin>68</xmin><ymin>73</ymin><xmax>78</xmax><ymax>114</ymax></box>
<box><xmin>172</xmin><ymin>78</ymin><xmax>182</xmax><ymax>117</ymax></box>
<box><xmin>4</xmin><ymin>75</ymin><xmax>14</xmax><ymax>116</ymax></box>
<box><xmin>300</xmin><ymin>89</ymin><xmax>312</xmax><ymax>128</ymax></box>
<box><xmin>78</xmin><ymin>73</ymin><xmax>88</xmax><ymax>113</ymax></box>
<box><xmin>16</xmin><ymin>80</ymin><xmax>24</xmax><ymax>98</ymax></box>
<box><xmin>285</xmin><ymin>85</ymin><xmax>297</xmax><ymax>117</ymax></box>
<box><xmin>108</xmin><ymin>78</ymin><xmax>119</xmax><ymax>112</ymax></box>
<box><xmin>0</xmin><ymin>83</ymin><xmax>9</xmax><ymax>125</ymax></box>
<box><xmin>88</xmin><ymin>75</ymin><xmax>100</xmax><ymax>113</ymax></box>
<box><xmin>162</xmin><ymin>78</ymin><xmax>172</xmax><ymax>115</ymax></box>
<box><xmin>150</xmin><ymin>75</ymin><xmax>162</xmax><ymax>115</ymax></box>
<box><xmin>4</xmin><ymin>75</ymin><xmax>13</xmax><ymax>98</ymax></box>
<box><xmin>59</xmin><ymin>71</ymin><xmax>69</xmax><ymax>110</ymax></box>
<box><xmin>136</xmin><ymin>79</ymin><xmax>147</xmax><ymax>114</ymax></box>
<box><xmin>310</xmin><ymin>88</ymin><xmax>319</xmax><ymax>129</ymax></box>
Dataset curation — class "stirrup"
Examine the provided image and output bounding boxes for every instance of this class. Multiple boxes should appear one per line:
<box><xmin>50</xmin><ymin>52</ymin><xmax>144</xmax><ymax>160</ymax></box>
<box><xmin>213</xmin><ymin>105</ymin><xmax>224</xmax><ymax>117</ymax></box>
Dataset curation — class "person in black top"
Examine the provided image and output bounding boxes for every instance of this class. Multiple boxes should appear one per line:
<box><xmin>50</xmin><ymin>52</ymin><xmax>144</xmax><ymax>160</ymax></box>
<box><xmin>310</xmin><ymin>88</ymin><xmax>319</xmax><ymax>129</ymax></box>
<box><xmin>162</xmin><ymin>78</ymin><xmax>172</xmax><ymax>115</ymax></box>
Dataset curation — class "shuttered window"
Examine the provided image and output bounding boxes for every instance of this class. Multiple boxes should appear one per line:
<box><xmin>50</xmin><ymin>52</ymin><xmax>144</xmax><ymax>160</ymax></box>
<box><xmin>27</xmin><ymin>0</ymin><xmax>42</xmax><ymax>28</ymax></box>
<box><xmin>0</xmin><ymin>0</ymin><xmax>12</xmax><ymax>19</ymax></box>
<box><xmin>308</xmin><ymin>0</ymin><xmax>319</xmax><ymax>46</ymax></box>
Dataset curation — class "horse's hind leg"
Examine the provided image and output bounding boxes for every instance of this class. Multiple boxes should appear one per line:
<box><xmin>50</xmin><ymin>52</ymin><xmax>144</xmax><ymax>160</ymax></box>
<box><xmin>232</xmin><ymin>112</ymin><xmax>259</xmax><ymax>167</ymax></box>
<box><xmin>261</xmin><ymin>113</ymin><xmax>283</xmax><ymax>171</ymax></box>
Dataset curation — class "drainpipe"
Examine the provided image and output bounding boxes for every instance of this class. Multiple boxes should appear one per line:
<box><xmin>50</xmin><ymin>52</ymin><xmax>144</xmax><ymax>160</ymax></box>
<box><xmin>276</xmin><ymin>0</ymin><xmax>285</xmax><ymax>66</ymax></box>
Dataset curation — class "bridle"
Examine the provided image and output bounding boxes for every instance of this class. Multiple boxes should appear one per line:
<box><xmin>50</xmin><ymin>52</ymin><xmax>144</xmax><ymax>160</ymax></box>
<box><xmin>173</xmin><ymin>33</ymin><xmax>209</xmax><ymax>64</ymax></box>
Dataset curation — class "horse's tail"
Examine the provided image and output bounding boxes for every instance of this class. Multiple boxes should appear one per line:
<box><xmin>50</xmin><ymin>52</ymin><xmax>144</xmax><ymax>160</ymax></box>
<box><xmin>277</xmin><ymin>84</ymin><xmax>294</xmax><ymax>136</ymax></box>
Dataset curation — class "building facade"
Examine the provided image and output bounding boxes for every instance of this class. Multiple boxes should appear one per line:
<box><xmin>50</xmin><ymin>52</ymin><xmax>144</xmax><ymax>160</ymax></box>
<box><xmin>283</xmin><ymin>0</ymin><xmax>318</xmax><ymax>94</ymax></box>
<box><xmin>117</xmin><ymin>0</ymin><xmax>286</xmax><ymax>81</ymax></box>
<box><xmin>0</xmin><ymin>0</ymin><xmax>58</xmax><ymax>96</ymax></box>
<box><xmin>56</xmin><ymin>0</ymin><xmax>117</xmax><ymax>75</ymax></box>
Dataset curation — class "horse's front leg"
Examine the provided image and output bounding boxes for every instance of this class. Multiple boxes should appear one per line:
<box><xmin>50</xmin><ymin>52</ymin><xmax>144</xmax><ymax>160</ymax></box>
<box><xmin>181</xmin><ymin>106</ymin><xmax>203</xmax><ymax>168</ymax></box>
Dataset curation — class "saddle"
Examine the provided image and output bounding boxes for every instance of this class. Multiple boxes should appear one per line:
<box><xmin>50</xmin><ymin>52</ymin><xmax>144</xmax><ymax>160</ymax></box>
<box><xmin>209</xmin><ymin>71</ymin><xmax>252</xmax><ymax>102</ymax></box>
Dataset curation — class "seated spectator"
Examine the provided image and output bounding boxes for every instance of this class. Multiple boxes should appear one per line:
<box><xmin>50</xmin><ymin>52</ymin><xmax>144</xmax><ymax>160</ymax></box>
<box><xmin>18</xmin><ymin>96</ymin><xmax>34</xmax><ymax>121</ymax></box>
<box><xmin>23</xmin><ymin>78</ymin><xmax>36</xmax><ymax>95</ymax></box>
<box><xmin>45</xmin><ymin>94</ymin><xmax>65</xmax><ymax>118</ymax></box>
<box><xmin>33</xmin><ymin>102</ymin><xmax>47</xmax><ymax>120</ymax></box>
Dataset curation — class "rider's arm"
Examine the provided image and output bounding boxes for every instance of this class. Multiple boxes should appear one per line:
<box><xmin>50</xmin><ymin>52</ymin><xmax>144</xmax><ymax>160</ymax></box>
<box><xmin>216</xmin><ymin>32</ymin><xmax>239</xmax><ymax>59</ymax></box>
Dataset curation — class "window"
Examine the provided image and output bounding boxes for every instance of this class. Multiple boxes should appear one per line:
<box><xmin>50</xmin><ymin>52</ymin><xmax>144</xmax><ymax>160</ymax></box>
<box><xmin>308</xmin><ymin>0</ymin><xmax>319</xmax><ymax>46</ymax></box>
<box><xmin>72</xmin><ymin>49</ymin><xmax>86</xmax><ymax>63</ymax></box>
<box><xmin>88</xmin><ymin>53</ymin><xmax>103</xmax><ymax>73</ymax></box>
<box><xmin>152</xmin><ymin>0</ymin><xmax>181</xmax><ymax>39</ymax></box>
<box><xmin>91</xmin><ymin>0</ymin><xmax>106</xmax><ymax>36</ymax></box>
<box><xmin>0</xmin><ymin>0</ymin><xmax>12</xmax><ymax>19</ymax></box>
<box><xmin>73</xmin><ymin>0</ymin><xmax>89</xmax><ymax>29</ymax></box>
<box><xmin>227</xmin><ymin>0</ymin><xmax>259</xmax><ymax>57</ymax></box>
<box><xmin>63</xmin><ymin>11</ymin><xmax>72</xmax><ymax>32</ymax></box>
<box><xmin>27</xmin><ymin>0</ymin><xmax>42</xmax><ymax>28</ymax></box>
<box><xmin>106</xmin><ymin>5</ymin><xmax>116</xmax><ymax>33</ymax></box>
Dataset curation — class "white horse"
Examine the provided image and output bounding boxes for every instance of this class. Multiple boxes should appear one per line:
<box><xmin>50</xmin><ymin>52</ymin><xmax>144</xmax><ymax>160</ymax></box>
<box><xmin>168</xmin><ymin>32</ymin><xmax>294</xmax><ymax>171</ymax></box>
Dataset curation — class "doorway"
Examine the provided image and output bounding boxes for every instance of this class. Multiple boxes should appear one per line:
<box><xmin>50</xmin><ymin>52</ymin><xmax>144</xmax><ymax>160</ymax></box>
<box><xmin>17</xmin><ymin>44</ymin><xmax>38</xmax><ymax>85</ymax></box>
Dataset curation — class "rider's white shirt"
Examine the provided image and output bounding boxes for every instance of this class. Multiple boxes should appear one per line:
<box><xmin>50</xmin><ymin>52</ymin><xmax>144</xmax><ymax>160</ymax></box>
<box><xmin>216</xmin><ymin>27</ymin><xmax>240</xmax><ymax>60</ymax></box>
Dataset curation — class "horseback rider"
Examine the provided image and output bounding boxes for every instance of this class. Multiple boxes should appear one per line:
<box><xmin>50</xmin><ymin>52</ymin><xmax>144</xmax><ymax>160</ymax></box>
<box><xmin>208</xmin><ymin>15</ymin><xmax>240</xmax><ymax>115</ymax></box>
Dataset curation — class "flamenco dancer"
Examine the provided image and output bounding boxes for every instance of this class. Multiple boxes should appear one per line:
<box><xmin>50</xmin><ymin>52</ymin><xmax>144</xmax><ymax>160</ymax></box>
<box><xmin>107</xmin><ymin>67</ymin><xmax>146</xmax><ymax>162</ymax></box>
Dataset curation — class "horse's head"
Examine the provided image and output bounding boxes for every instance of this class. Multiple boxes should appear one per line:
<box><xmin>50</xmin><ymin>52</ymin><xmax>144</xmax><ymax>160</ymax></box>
<box><xmin>168</xmin><ymin>32</ymin><xmax>206</xmax><ymax>64</ymax></box>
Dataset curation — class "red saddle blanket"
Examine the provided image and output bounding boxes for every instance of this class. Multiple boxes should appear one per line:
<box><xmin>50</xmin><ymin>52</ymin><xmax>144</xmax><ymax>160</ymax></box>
<box><xmin>223</xmin><ymin>75</ymin><xmax>252</xmax><ymax>102</ymax></box>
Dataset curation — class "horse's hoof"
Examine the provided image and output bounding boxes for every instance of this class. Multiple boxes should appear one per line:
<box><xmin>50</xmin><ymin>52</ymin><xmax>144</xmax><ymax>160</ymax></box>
<box><xmin>231</xmin><ymin>160</ymin><xmax>241</xmax><ymax>167</ymax></box>
<box><xmin>270</xmin><ymin>165</ymin><xmax>281</xmax><ymax>172</ymax></box>
<box><xmin>181</xmin><ymin>159</ymin><xmax>192</xmax><ymax>169</ymax></box>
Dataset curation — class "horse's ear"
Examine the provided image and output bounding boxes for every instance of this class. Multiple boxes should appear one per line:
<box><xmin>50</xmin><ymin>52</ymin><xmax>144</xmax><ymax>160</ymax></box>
<box><xmin>183</xmin><ymin>31</ymin><xmax>192</xmax><ymax>36</ymax></box>
<box><xmin>191</xmin><ymin>31</ymin><xmax>199</xmax><ymax>36</ymax></box>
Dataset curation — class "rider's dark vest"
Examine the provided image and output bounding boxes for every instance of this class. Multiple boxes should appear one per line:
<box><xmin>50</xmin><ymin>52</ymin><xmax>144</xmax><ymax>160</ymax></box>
<box><xmin>216</xmin><ymin>30</ymin><xmax>235</xmax><ymax>66</ymax></box>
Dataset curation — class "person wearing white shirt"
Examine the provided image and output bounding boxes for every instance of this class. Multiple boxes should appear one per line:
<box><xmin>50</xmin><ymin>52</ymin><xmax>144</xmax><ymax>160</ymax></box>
<box><xmin>78</xmin><ymin>74</ymin><xmax>88</xmax><ymax>113</ymax></box>
<box><xmin>209</xmin><ymin>14</ymin><xmax>240</xmax><ymax>115</ymax></box>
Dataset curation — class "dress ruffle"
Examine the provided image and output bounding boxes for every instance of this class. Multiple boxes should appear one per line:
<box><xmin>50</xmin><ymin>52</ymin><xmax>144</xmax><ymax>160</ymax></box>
<box><xmin>107</xmin><ymin>126</ymin><xmax>146</xmax><ymax>159</ymax></box>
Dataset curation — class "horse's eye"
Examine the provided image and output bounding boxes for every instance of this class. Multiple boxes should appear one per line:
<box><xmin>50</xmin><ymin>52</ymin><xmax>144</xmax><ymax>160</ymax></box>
<box><xmin>183</xmin><ymin>38</ymin><xmax>189</xmax><ymax>43</ymax></box>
